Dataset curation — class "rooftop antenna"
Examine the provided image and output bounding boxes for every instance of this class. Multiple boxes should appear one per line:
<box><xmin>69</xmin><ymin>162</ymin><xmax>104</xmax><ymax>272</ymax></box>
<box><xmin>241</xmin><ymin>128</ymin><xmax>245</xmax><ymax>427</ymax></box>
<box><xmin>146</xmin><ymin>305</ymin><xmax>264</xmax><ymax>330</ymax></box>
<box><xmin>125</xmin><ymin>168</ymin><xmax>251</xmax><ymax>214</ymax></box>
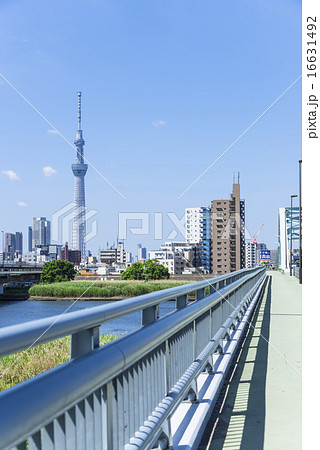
<box><xmin>238</xmin><ymin>171</ymin><xmax>240</xmax><ymax>184</ymax></box>
<box><xmin>77</xmin><ymin>91</ymin><xmax>82</xmax><ymax>131</ymax></box>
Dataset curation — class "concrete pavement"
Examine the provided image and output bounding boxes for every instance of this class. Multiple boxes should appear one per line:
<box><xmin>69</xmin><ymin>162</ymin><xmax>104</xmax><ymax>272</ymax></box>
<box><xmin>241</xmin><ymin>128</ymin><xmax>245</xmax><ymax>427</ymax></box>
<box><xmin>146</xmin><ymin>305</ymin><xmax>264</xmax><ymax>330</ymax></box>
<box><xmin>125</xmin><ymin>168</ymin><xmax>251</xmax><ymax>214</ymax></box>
<box><xmin>199</xmin><ymin>271</ymin><xmax>302</xmax><ymax>450</ymax></box>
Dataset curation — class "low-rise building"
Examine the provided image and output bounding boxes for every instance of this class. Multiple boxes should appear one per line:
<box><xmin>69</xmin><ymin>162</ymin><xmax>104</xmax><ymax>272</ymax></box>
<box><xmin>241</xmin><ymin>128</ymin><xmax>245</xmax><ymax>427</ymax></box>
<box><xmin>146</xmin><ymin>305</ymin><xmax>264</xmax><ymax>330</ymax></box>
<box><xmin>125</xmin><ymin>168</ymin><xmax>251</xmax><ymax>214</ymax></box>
<box><xmin>22</xmin><ymin>252</ymin><xmax>38</xmax><ymax>265</ymax></box>
<box><xmin>99</xmin><ymin>242</ymin><xmax>127</xmax><ymax>265</ymax></box>
<box><xmin>270</xmin><ymin>249</ymin><xmax>278</xmax><ymax>268</ymax></box>
<box><xmin>81</xmin><ymin>267</ymin><xmax>98</xmax><ymax>275</ymax></box>
<box><xmin>88</xmin><ymin>256</ymin><xmax>97</xmax><ymax>264</ymax></box>
<box><xmin>256</xmin><ymin>243</ymin><xmax>268</xmax><ymax>264</ymax></box>
<box><xmin>149</xmin><ymin>242</ymin><xmax>194</xmax><ymax>275</ymax></box>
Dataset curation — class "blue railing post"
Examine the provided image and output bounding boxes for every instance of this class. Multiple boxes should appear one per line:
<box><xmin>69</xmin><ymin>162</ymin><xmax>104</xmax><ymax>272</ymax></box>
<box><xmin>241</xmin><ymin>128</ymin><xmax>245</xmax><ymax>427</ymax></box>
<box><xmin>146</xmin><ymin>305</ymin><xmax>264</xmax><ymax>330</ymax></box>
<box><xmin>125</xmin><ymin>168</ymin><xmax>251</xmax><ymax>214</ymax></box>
<box><xmin>71</xmin><ymin>326</ymin><xmax>100</xmax><ymax>358</ymax></box>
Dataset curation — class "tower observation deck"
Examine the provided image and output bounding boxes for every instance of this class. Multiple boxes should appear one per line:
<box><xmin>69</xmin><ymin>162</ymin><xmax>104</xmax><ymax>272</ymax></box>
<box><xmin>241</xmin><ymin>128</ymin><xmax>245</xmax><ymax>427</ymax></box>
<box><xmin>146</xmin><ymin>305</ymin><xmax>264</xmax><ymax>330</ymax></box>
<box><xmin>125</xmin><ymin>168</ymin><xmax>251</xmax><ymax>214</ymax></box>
<box><xmin>71</xmin><ymin>92</ymin><xmax>88</xmax><ymax>259</ymax></box>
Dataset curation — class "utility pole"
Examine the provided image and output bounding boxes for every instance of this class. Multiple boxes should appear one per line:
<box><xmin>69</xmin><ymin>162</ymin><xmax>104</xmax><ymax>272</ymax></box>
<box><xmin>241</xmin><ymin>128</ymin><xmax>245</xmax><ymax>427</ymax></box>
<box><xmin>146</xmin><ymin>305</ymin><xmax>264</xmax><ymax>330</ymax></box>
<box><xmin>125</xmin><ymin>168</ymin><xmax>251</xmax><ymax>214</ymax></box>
<box><xmin>299</xmin><ymin>160</ymin><xmax>302</xmax><ymax>284</ymax></box>
<box><xmin>290</xmin><ymin>195</ymin><xmax>298</xmax><ymax>276</ymax></box>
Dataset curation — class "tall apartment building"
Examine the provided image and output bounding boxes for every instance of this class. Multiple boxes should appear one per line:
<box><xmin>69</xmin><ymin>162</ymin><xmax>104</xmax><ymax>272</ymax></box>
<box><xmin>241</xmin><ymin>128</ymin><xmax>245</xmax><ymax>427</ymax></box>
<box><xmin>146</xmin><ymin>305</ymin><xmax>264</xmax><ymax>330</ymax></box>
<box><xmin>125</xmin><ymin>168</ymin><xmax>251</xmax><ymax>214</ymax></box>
<box><xmin>245</xmin><ymin>242</ymin><xmax>257</xmax><ymax>268</ymax></box>
<box><xmin>211</xmin><ymin>183</ymin><xmax>245</xmax><ymax>275</ymax></box>
<box><xmin>28</xmin><ymin>226</ymin><xmax>32</xmax><ymax>252</ymax></box>
<box><xmin>60</xmin><ymin>242</ymin><xmax>81</xmax><ymax>265</ymax></box>
<box><xmin>5</xmin><ymin>232</ymin><xmax>23</xmax><ymax>259</ymax></box>
<box><xmin>137</xmin><ymin>244</ymin><xmax>147</xmax><ymax>261</ymax></box>
<box><xmin>185</xmin><ymin>206</ymin><xmax>211</xmax><ymax>273</ymax></box>
<box><xmin>116</xmin><ymin>242</ymin><xmax>126</xmax><ymax>264</ymax></box>
<box><xmin>31</xmin><ymin>217</ymin><xmax>51</xmax><ymax>250</ymax></box>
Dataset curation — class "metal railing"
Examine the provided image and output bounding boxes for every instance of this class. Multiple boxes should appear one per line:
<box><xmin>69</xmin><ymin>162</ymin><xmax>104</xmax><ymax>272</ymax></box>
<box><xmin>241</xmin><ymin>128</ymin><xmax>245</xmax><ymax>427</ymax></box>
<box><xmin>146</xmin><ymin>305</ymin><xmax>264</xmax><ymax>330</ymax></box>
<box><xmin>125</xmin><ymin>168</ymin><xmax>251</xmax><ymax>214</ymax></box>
<box><xmin>0</xmin><ymin>263</ymin><xmax>43</xmax><ymax>273</ymax></box>
<box><xmin>0</xmin><ymin>266</ymin><xmax>266</xmax><ymax>449</ymax></box>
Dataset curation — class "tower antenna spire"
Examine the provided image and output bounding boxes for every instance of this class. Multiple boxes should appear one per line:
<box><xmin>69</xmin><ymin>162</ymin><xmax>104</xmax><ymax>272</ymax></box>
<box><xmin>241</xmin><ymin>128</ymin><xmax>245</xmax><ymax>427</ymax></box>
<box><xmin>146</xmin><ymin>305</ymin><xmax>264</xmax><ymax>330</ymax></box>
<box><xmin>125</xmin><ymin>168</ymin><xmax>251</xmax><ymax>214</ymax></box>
<box><xmin>77</xmin><ymin>91</ymin><xmax>82</xmax><ymax>130</ymax></box>
<box><xmin>72</xmin><ymin>91</ymin><xmax>87</xmax><ymax>261</ymax></box>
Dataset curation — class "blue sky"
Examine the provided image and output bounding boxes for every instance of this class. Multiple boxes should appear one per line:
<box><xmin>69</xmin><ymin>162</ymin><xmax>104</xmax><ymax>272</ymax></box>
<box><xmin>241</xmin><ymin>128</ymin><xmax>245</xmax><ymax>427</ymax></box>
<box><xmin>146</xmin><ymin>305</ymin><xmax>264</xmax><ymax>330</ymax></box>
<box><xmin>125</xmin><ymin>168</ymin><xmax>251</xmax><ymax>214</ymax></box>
<box><xmin>0</xmin><ymin>0</ymin><xmax>301</xmax><ymax>255</ymax></box>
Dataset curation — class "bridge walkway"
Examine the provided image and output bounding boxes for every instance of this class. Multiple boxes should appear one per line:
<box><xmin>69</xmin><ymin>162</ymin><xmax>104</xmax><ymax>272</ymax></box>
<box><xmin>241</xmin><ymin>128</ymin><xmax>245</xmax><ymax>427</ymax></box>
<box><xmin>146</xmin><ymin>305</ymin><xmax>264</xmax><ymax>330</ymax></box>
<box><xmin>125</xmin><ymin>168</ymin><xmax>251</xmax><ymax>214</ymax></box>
<box><xmin>199</xmin><ymin>271</ymin><xmax>302</xmax><ymax>450</ymax></box>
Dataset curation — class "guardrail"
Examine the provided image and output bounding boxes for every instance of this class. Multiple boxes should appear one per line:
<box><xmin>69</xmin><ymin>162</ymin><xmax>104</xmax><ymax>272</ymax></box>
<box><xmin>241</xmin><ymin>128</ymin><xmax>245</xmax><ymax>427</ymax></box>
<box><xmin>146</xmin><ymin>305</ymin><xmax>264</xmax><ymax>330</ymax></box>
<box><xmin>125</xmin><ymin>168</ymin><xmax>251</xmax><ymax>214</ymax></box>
<box><xmin>0</xmin><ymin>266</ymin><xmax>266</xmax><ymax>449</ymax></box>
<box><xmin>0</xmin><ymin>264</ymin><xmax>43</xmax><ymax>273</ymax></box>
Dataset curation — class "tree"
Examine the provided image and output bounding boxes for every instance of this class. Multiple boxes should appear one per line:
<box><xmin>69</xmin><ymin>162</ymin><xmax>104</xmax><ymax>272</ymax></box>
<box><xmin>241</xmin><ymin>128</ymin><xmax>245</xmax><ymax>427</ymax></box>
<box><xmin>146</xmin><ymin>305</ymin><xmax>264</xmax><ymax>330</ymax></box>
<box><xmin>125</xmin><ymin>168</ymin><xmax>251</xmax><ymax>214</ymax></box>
<box><xmin>121</xmin><ymin>259</ymin><xmax>170</xmax><ymax>281</ymax></box>
<box><xmin>120</xmin><ymin>262</ymin><xmax>144</xmax><ymax>280</ymax></box>
<box><xmin>143</xmin><ymin>259</ymin><xmax>170</xmax><ymax>281</ymax></box>
<box><xmin>41</xmin><ymin>260</ymin><xmax>78</xmax><ymax>283</ymax></box>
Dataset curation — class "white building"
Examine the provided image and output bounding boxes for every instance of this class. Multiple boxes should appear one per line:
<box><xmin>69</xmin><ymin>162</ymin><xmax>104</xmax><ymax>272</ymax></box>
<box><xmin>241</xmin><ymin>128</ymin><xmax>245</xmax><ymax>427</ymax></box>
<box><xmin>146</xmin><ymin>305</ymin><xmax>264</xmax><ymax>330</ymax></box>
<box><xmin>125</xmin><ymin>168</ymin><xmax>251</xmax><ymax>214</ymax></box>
<box><xmin>245</xmin><ymin>242</ymin><xmax>257</xmax><ymax>268</ymax></box>
<box><xmin>22</xmin><ymin>252</ymin><xmax>37</xmax><ymax>265</ymax></box>
<box><xmin>125</xmin><ymin>252</ymin><xmax>132</xmax><ymax>264</ymax></box>
<box><xmin>185</xmin><ymin>207</ymin><xmax>211</xmax><ymax>272</ymax></box>
<box><xmin>99</xmin><ymin>249</ymin><xmax>117</xmax><ymax>264</ymax></box>
<box><xmin>22</xmin><ymin>245</ymin><xmax>60</xmax><ymax>265</ymax></box>
<box><xmin>278</xmin><ymin>207</ymin><xmax>300</xmax><ymax>272</ymax></box>
<box><xmin>117</xmin><ymin>242</ymin><xmax>126</xmax><ymax>264</ymax></box>
<box><xmin>185</xmin><ymin>207</ymin><xmax>202</xmax><ymax>243</ymax></box>
<box><xmin>149</xmin><ymin>242</ymin><xmax>194</xmax><ymax>275</ymax></box>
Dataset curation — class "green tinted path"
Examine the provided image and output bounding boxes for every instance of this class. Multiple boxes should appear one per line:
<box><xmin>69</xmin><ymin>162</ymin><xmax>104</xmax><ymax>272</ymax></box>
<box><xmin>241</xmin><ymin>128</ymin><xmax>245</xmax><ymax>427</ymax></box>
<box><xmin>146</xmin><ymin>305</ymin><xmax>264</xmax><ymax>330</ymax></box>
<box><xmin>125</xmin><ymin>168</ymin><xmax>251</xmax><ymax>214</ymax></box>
<box><xmin>200</xmin><ymin>271</ymin><xmax>302</xmax><ymax>450</ymax></box>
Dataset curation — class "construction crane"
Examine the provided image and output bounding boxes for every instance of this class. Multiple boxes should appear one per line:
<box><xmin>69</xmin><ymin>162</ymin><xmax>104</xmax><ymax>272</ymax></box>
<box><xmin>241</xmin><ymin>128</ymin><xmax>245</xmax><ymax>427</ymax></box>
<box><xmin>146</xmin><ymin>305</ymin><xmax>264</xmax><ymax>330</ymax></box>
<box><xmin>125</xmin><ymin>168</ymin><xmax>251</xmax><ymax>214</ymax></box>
<box><xmin>253</xmin><ymin>224</ymin><xmax>264</xmax><ymax>245</ymax></box>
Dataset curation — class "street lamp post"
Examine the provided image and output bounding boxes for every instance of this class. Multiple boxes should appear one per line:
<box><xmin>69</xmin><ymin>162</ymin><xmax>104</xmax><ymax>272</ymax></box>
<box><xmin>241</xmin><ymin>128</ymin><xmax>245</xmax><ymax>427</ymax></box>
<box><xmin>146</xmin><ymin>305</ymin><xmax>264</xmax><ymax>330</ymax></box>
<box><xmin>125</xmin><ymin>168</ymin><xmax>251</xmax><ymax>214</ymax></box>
<box><xmin>299</xmin><ymin>160</ymin><xmax>302</xmax><ymax>284</ymax></box>
<box><xmin>290</xmin><ymin>195</ymin><xmax>298</xmax><ymax>276</ymax></box>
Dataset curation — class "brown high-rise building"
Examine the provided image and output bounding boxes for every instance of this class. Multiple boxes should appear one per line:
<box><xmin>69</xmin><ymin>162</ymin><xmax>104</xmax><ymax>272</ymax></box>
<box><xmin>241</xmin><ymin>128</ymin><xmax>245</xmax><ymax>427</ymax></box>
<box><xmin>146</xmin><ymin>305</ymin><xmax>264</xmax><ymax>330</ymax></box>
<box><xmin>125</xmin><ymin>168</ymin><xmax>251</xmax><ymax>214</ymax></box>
<box><xmin>211</xmin><ymin>183</ymin><xmax>245</xmax><ymax>275</ymax></box>
<box><xmin>60</xmin><ymin>242</ymin><xmax>81</xmax><ymax>266</ymax></box>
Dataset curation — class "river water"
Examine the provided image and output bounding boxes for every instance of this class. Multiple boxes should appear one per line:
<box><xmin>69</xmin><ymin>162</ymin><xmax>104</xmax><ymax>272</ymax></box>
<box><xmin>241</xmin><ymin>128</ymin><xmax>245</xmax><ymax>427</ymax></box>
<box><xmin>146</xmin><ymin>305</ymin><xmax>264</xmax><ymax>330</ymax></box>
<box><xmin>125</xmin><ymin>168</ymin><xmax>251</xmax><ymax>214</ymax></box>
<box><xmin>0</xmin><ymin>299</ymin><xmax>176</xmax><ymax>335</ymax></box>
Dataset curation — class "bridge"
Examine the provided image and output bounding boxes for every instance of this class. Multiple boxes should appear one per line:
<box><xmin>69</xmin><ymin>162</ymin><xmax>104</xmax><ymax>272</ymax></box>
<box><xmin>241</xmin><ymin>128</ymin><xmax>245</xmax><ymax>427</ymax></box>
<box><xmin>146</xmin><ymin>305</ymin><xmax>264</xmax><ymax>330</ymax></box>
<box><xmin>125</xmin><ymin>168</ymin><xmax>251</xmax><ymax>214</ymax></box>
<box><xmin>0</xmin><ymin>267</ymin><xmax>301</xmax><ymax>449</ymax></box>
<box><xmin>0</xmin><ymin>264</ymin><xmax>42</xmax><ymax>294</ymax></box>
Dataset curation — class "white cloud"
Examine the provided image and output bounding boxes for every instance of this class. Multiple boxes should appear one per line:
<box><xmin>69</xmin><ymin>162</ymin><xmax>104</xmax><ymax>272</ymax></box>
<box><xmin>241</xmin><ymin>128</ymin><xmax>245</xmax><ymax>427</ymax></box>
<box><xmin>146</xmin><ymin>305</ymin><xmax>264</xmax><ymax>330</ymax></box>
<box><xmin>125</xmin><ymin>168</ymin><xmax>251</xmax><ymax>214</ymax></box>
<box><xmin>2</xmin><ymin>170</ymin><xmax>20</xmax><ymax>181</ymax></box>
<box><xmin>47</xmin><ymin>129</ymin><xmax>59</xmax><ymax>134</ymax></box>
<box><xmin>152</xmin><ymin>120</ymin><xmax>167</xmax><ymax>127</ymax></box>
<box><xmin>17</xmin><ymin>201</ymin><xmax>27</xmax><ymax>207</ymax></box>
<box><xmin>43</xmin><ymin>166</ymin><xmax>57</xmax><ymax>177</ymax></box>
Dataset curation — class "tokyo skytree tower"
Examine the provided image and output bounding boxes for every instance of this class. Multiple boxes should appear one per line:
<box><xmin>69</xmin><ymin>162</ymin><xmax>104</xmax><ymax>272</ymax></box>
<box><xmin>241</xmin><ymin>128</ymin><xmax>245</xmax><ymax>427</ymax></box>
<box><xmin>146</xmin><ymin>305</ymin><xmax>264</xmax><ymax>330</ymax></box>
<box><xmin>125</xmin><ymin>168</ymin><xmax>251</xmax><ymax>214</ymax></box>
<box><xmin>71</xmin><ymin>92</ymin><xmax>88</xmax><ymax>258</ymax></box>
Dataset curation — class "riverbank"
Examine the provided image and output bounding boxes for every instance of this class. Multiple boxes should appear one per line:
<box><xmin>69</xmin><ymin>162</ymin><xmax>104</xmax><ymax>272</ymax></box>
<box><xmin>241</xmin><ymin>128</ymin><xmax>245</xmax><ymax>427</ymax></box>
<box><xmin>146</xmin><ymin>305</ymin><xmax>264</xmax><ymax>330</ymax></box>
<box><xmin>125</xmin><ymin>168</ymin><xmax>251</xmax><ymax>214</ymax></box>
<box><xmin>0</xmin><ymin>292</ymin><xmax>30</xmax><ymax>301</ymax></box>
<box><xmin>0</xmin><ymin>334</ymin><xmax>117</xmax><ymax>391</ymax></box>
<box><xmin>29</xmin><ymin>280</ymin><xmax>192</xmax><ymax>299</ymax></box>
<box><xmin>29</xmin><ymin>296</ymin><xmax>125</xmax><ymax>301</ymax></box>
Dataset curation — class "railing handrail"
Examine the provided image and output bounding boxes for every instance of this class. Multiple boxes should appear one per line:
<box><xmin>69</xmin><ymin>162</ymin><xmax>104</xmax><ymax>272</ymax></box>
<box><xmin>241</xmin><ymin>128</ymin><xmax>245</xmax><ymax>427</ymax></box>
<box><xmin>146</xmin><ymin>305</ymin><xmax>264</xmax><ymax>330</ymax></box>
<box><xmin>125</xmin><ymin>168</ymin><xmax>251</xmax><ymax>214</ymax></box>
<box><xmin>0</xmin><ymin>267</ymin><xmax>266</xmax><ymax>449</ymax></box>
<box><xmin>0</xmin><ymin>267</ymin><xmax>260</xmax><ymax>358</ymax></box>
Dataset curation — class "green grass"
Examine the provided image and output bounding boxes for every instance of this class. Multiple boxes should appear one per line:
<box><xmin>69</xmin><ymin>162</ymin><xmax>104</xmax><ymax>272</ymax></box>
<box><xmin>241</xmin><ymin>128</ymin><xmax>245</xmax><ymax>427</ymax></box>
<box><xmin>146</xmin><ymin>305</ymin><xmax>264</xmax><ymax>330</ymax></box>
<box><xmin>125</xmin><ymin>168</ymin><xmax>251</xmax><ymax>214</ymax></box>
<box><xmin>0</xmin><ymin>334</ymin><xmax>117</xmax><ymax>391</ymax></box>
<box><xmin>29</xmin><ymin>280</ymin><xmax>192</xmax><ymax>298</ymax></box>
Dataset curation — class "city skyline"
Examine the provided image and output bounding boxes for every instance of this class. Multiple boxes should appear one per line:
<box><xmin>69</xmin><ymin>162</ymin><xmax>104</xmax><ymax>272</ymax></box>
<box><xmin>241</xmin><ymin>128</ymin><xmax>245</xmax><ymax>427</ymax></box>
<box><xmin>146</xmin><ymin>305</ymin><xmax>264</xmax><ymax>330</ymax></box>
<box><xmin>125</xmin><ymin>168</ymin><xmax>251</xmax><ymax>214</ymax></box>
<box><xmin>0</xmin><ymin>0</ymin><xmax>301</xmax><ymax>256</ymax></box>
